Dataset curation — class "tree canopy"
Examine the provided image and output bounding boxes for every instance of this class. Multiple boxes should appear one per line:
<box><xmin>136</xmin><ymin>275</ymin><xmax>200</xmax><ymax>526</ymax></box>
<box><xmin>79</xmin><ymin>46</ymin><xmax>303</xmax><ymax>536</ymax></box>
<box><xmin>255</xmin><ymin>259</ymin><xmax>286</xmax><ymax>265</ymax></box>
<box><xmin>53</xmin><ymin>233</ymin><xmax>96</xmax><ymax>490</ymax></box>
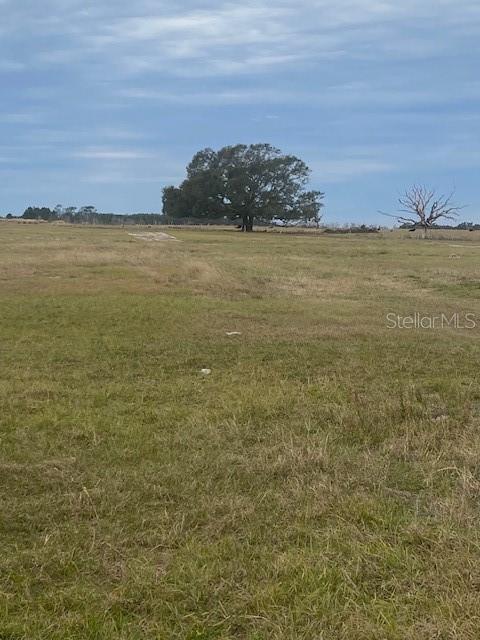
<box><xmin>162</xmin><ymin>144</ymin><xmax>324</xmax><ymax>231</ymax></box>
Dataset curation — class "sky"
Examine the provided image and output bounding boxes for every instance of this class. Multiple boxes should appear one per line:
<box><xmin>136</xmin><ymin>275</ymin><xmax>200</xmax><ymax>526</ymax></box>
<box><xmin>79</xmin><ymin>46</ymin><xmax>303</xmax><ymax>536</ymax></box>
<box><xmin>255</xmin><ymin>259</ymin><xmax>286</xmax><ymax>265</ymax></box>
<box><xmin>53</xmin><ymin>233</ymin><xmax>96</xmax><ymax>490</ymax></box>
<box><xmin>1</xmin><ymin>0</ymin><xmax>480</xmax><ymax>223</ymax></box>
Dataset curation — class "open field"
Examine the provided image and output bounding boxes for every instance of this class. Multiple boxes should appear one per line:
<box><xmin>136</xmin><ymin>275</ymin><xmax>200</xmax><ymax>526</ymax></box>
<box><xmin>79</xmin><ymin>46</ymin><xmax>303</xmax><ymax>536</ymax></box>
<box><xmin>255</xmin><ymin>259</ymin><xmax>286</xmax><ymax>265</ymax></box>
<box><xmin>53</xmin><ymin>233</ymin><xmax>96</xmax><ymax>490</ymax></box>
<box><xmin>1</xmin><ymin>224</ymin><xmax>480</xmax><ymax>639</ymax></box>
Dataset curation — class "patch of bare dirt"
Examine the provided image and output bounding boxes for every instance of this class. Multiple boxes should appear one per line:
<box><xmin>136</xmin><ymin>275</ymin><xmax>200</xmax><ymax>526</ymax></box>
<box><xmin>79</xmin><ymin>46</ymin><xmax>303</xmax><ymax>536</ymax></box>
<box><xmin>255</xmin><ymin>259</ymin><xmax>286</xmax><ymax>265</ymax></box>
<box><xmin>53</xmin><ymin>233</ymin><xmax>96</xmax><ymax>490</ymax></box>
<box><xmin>128</xmin><ymin>232</ymin><xmax>179</xmax><ymax>242</ymax></box>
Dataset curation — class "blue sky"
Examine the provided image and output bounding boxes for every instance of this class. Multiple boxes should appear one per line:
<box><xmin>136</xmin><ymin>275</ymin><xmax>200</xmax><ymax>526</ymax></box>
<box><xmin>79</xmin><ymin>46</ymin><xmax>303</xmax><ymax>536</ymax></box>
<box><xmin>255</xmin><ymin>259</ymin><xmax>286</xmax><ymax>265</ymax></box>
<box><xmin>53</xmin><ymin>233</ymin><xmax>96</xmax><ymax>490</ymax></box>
<box><xmin>1</xmin><ymin>0</ymin><xmax>480</xmax><ymax>223</ymax></box>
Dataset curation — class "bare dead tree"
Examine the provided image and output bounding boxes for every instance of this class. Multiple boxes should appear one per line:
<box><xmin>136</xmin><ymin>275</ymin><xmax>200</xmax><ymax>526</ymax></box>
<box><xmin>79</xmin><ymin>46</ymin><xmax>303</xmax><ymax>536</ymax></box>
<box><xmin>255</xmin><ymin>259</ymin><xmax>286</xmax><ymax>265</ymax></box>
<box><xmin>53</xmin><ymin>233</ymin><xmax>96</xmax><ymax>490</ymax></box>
<box><xmin>382</xmin><ymin>185</ymin><xmax>465</xmax><ymax>238</ymax></box>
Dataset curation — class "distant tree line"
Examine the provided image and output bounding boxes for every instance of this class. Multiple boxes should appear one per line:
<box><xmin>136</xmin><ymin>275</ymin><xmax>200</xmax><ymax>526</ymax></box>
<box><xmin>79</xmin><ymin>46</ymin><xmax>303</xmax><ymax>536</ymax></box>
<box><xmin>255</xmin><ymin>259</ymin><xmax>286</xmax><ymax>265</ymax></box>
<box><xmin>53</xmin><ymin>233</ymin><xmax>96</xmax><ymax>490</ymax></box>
<box><xmin>3</xmin><ymin>205</ymin><xmax>477</xmax><ymax>231</ymax></box>
<box><xmin>16</xmin><ymin>206</ymin><xmax>165</xmax><ymax>225</ymax></box>
<box><xmin>398</xmin><ymin>222</ymin><xmax>480</xmax><ymax>230</ymax></box>
<box><xmin>323</xmin><ymin>224</ymin><xmax>381</xmax><ymax>234</ymax></box>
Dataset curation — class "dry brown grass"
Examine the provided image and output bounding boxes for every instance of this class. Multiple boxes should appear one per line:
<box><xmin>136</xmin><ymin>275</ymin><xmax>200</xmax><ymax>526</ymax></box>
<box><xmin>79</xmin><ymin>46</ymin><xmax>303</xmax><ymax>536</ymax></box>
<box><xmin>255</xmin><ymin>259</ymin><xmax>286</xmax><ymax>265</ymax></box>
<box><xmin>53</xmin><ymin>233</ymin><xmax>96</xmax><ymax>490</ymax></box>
<box><xmin>1</xmin><ymin>224</ymin><xmax>480</xmax><ymax>639</ymax></box>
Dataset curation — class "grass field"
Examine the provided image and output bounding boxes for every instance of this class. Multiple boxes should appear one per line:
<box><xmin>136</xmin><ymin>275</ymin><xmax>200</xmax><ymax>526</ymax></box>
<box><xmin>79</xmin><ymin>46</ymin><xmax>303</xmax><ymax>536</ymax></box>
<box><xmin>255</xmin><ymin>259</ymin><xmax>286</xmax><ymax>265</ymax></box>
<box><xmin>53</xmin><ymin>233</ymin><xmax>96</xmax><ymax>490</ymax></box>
<box><xmin>1</xmin><ymin>223</ymin><xmax>480</xmax><ymax>639</ymax></box>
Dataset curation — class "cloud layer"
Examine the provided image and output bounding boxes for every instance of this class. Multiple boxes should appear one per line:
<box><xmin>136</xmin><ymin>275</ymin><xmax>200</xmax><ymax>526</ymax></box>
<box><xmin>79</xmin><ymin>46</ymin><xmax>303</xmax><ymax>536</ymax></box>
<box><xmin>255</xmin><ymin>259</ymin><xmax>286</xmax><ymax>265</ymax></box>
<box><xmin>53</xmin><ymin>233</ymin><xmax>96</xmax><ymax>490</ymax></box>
<box><xmin>1</xmin><ymin>0</ymin><xmax>480</xmax><ymax>219</ymax></box>
<box><xmin>4</xmin><ymin>0</ymin><xmax>480</xmax><ymax>75</ymax></box>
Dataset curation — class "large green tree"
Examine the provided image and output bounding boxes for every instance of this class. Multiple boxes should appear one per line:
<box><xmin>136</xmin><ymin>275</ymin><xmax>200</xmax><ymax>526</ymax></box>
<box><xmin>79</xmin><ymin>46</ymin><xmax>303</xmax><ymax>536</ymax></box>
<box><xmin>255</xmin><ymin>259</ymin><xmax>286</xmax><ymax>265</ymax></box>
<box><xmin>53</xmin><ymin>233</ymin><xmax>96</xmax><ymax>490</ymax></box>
<box><xmin>162</xmin><ymin>144</ymin><xmax>324</xmax><ymax>231</ymax></box>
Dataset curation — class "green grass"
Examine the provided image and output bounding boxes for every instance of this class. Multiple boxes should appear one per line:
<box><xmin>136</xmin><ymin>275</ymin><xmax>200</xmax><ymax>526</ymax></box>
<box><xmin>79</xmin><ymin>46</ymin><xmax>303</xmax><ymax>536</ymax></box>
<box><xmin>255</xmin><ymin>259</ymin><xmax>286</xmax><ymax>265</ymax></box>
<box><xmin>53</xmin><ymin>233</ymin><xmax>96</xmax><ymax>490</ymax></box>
<box><xmin>1</xmin><ymin>223</ymin><xmax>480</xmax><ymax>638</ymax></box>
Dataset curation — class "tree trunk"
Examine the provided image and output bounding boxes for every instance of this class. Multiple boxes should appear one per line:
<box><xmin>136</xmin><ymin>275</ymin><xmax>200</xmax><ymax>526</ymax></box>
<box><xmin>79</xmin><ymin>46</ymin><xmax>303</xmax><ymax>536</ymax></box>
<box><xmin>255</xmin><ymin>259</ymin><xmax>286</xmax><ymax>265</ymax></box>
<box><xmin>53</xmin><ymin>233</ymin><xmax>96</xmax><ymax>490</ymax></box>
<box><xmin>241</xmin><ymin>215</ymin><xmax>254</xmax><ymax>232</ymax></box>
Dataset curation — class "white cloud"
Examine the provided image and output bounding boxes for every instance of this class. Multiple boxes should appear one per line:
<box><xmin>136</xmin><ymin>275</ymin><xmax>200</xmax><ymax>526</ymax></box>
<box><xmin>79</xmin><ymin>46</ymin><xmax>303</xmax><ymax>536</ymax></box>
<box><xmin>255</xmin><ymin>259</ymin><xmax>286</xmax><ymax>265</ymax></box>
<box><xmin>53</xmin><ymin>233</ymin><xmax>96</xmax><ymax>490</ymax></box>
<box><xmin>0</xmin><ymin>112</ymin><xmax>43</xmax><ymax>123</ymax></box>
<box><xmin>3</xmin><ymin>0</ymin><xmax>480</xmax><ymax>77</ymax></box>
<box><xmin>118</xmin><ymin>79</ymin><xmax>480</xmax><ymax>109</ymax></box>
<box><xmin>119</xmin><ymin>87</ymin><xmax>298</xmax><ymax>105</ymax></box>
<box><xmin>0</xmin><ymin>59</ymin><xmax>25</xmax><ymax>72</ymax></box>
<box><xmin>73</xmin><ymin>147</ymin><xmax>151</xmax><ymax>160</ymax></box>
<box><xmin>80</xmin><ymin>172</ymin><xmax>181</xmax><ymax>184</ymax></box>
<box><xmin>310</xmin><ymin>157</ymin><xmax>396</xmax><ymax>183</ymax></box>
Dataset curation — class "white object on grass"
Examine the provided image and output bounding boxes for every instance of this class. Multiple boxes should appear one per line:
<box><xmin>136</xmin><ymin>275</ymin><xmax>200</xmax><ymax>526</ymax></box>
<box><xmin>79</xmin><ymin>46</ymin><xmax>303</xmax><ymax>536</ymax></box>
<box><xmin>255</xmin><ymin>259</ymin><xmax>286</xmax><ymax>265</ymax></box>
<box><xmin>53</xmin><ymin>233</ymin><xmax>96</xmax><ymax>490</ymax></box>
<box><xmin>200</xmin><ymin>368</ymin><xmax>212</xmax><ymax>375</ymax></box>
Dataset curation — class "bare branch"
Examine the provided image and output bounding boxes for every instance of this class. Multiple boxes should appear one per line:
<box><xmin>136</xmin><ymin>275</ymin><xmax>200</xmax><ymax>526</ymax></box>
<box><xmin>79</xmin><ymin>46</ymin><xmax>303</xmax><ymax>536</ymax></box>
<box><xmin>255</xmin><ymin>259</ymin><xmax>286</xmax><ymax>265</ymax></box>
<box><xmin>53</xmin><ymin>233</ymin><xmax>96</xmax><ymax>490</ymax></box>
<box><xmin>384</xmin><ymin>185</ymin><xmax>465</xmax><ymax>234</ymax></box>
